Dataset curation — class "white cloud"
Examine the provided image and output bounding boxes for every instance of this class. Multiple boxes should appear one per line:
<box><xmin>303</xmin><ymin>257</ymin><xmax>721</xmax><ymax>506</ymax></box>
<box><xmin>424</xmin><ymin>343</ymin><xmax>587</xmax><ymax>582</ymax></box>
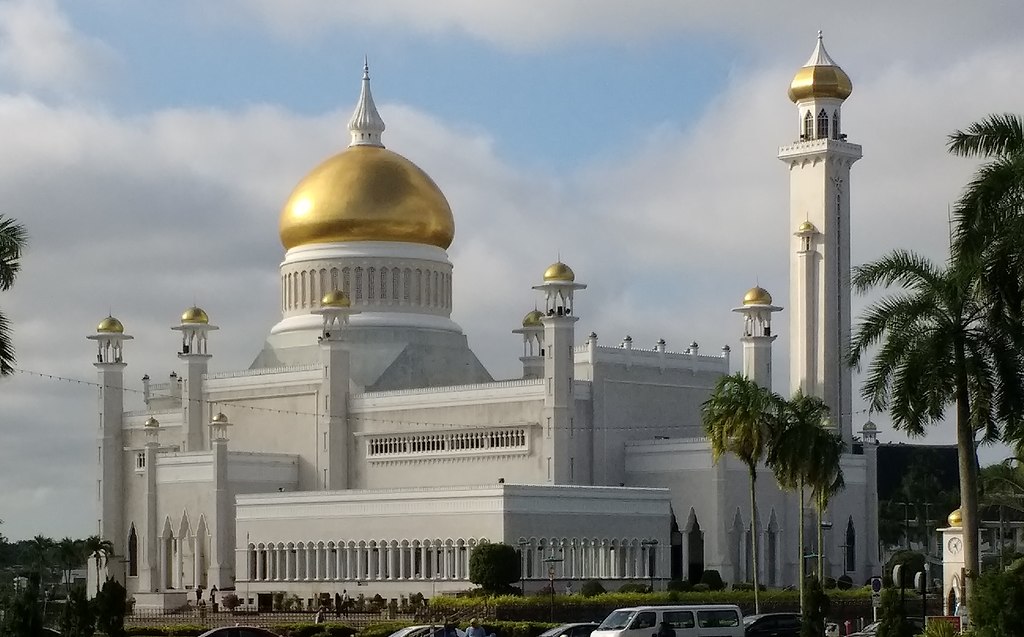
<box><xmin>3</xmin><ymin>3</ymin><xmax>1024</xmax><ymax>537</ymax></box>
<box><xmin>0</xmin><ymin>0</ymin><xmax>118</xmax><ymax>93</ymax></box>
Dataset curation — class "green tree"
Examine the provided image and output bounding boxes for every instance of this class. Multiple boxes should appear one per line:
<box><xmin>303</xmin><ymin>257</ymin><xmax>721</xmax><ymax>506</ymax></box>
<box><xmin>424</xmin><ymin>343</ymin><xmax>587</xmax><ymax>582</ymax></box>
<box><xmin>807</xmin><ymin>423</ymin><xmax>845</xmax><ymax>582</ymax></box>
<box><xmin>468</xmin><ymin>542</ymin><xmax>520</xmax><ymax>594</ymax></box>
<box><xmin>60</xmin><ymin>584</ymin><xmax>95</xmax><ymax>637</ymax></box>
<box><xmin>2</xmin><ymin>584</ymin><xmax>43</xmax><ymax>637</ymax></box>
<box><xmin>767</xmin><ymin>391</ymin><xmax>830</xmax><ymax>612</ymax></box>
<box><xmin>703</xmin><ymin>372</ymin><xmax>779</xmax><ymax>613</ymax></box>
<box><xmin>0</xmin><ymin>215</ymin><xmax>27</xmax><ymax>376</ymax></box>
<box><xmin>850</xmin><ymin>251</ymin><xmax>1024</xmax><ymax>603</ymax></box>
<box><xmin>94</xmin><ymin>578</ymin><xmax>128</xmax><ymax>637</ymax></box>
<box><xmin>28</xmin><ymin>535</ymin><xmax>55</xmax><ymax>588</ymax></box>
<box><xmin>82</xmin><ymin>536</ymin><xmax>114</xmax><ymax>594</ymax></box>
<box><xmin>970</xmin><ymin>559</ymin><xmax>1024</xmax><ymax>637</ymax></box>
<box><xmin>876</xmin><ymin>587</ymin><xmax>913</xmax><ymax>637</ymax></box>
<box><xmin>948</xmin><ymin>114</ymin><xmax>1024</xmax><ymax>310</ymax></box>
<box><xmin>800</xmin><ymin>575</ymin><xmax>829</xmax><ymax>637</ymax></box>
<box><xmin>56</xmin><ymin>537</ymin><xmax>85</xmax><ymax>597</ymax></box>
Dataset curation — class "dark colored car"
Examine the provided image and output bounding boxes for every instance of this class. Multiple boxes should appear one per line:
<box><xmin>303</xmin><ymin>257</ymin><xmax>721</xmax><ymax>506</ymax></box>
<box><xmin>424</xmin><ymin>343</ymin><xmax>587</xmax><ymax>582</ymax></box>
<box><xmin>538</xmin><ymin>623</ymin><xmax>600</xmax><ymax>637</ymax></box>
<box><xmin>198</xmin><ymin>627</ymin><xmax>283</xmax><ymax>637</ymax></box>
<box><xmin>742</xmin><ymin>613</ymin><xmax>801</xmax><ymax>637</ymax></box>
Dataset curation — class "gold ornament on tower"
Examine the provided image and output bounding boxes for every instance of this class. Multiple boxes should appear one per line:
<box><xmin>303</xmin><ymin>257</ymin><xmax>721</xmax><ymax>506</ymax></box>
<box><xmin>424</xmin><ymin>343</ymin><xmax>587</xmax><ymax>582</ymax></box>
<box><xmin>743</xmin><ymin>286</ymin><xmax>773</xmax><ymax>306</ymax></box>
<box><xmin>96</xmin><ymin>316</ymin><xmax>125</xmax><ymax>333</ymax></box>
<box><xmin>321</xmin><ymin>290</ymin><xmax>352</xmax><ymax>308</ymax></box>
<box><xmin>947</xmin><ymin>508</ymin><xmax>962</xmax><ymax>527</ymax></box>
<box><xmin>788</xmin><ymin>32</ymin><xmax>853</xmax><ymax>103</ymax></box>
<box><xmin>522</xmin><ymin>310</ymin><xmax>544</xmax><ymax>327</ymax></box>
<box><xmin>543</xmin><ymin>261</ymin><xmax>575</xmax><ymax>282</ymax></box>
<box><xmin>180</xmin><ymin>306</ymin><xmax>209</xmax><ymax>324</ymax></box>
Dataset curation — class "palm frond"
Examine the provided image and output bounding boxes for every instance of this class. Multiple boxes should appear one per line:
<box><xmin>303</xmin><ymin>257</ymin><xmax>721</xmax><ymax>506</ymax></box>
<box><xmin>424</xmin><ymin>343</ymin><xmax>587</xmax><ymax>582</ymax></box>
<box><xmin>947</xmin><ymin>113</ymin><xmax>1024</xmax><ymax>158</ymax></box>
<box><xmin>851</xmin><ymin>249</ymin><xmax>942</xmax><ymax>294</ymax></box>
<box><xmin>0</xmin><ymin>216</ymin><xmax>28</xmax><ymax>291</ymax></box>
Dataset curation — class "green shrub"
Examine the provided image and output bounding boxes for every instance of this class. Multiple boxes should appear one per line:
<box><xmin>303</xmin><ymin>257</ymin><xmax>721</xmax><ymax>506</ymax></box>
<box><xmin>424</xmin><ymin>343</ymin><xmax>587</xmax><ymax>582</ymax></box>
<box><xmin>800</xmin><ymin>576</ymin><xmax>829</xmax><ymax>637</ymax></box>
<box><xmin>271</xmin><ymin>623</ymin><xmax>358</xmax><ymax>637</ymax></box>
<box><xmin>580</xmin><ymin>580</ymin><xmax>606</xmax><ymax>597</ymax></box>
<box><xmin>971</xmin><ymin>562</ymin><xmax>1024</xmax><ymax>637</ymax></box>
<box><xmin>616</xmin><ymin>583</ymin><xmax>650</xmax><ymax>594</ymax></box>
<box><xmin>876</xmin><ymin>587</ymin><xmax>913</xmax><ymax>637</ymax></box>
<box><xmin>470</xmin><ymin>542</ymin><xmax>522</xmax><ymax>594</ymax></box>
<box><xmin>95</xmin><ymin>579</ymin><xmax>130</xmax><ymax>637</ymax></box>
<box><xmin>700</xmin><ymin>569</ymin><xmax>725</xmax><ymax>591</ymax></box>
<box><xmin>358</xmin><ymin>622</ymin><xmax>417</xmax><ymax>637</ymax></box>
<box><xmin>666</xmin><ymin>580</ymin><xmax>692</xmax><ymax>593</ymax></box>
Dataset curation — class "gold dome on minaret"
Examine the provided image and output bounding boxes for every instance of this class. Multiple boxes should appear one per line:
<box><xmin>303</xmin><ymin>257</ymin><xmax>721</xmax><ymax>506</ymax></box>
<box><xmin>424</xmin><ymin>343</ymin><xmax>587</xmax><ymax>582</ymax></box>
<box><xmin>743</xmin><ymin>286</ymin><xmax>773</xmax><ymax>306</ymax></box>
<box><xmin>181</xmin><ymin>306</ymin><xmax>209</xmax><ymax>324</ymax></box>
<box><xmin>278</xmin><ymin>63</ymin><xmax>455</xmax><ymax>251</ymax></box>
<box><xmin>543</xmin><ymin>261</ymin><xmax>575</xmax><ymax>282</ymax></box>
<box><xmin>96</xmin><ymin>316</ymin><xmax>124</xmax><ymax>333</ymax></box>
<box><xmin>788</xmin><ymin>32</ymin><xmax>853</xmax><ymax>103</ymax></box>
<box><xmin>947</xmin><ymin>508</ymin><xmax>962</xmax><ymax>527</ymax></box>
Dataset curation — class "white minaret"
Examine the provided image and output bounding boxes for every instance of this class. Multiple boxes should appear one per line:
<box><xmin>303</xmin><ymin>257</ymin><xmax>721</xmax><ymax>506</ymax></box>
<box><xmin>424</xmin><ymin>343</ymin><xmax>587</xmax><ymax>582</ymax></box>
<box><xmin>172</xmin><ymin>306</ymin><xmax>217</xmax><ymax>451</ymax></box>
<box><xmin>512</xmin><ymin>309</ymin><xmax>545</xmax><ymax>379</ymax></box>
<box><xmin>732</xmin><ymin>286</ymin><xmax>782</xmax><ymax>389</ymax></box>
<box><xmin>349</xmin><ymin>57</ymin><xmax>385</xmax><ymax>147</ymax></box>
<box><xmin>313</xmin><ymin>290</ymin><xmax>359</xmax><ymax>489</ymax></box>
<box><xmin>779</xmin><ymin>32</ymin><xmax>862</xmax><ymax>443</ymax></box>
<box><xmin>87</xmin><ymin>315</ymin><xmax>133</xmax><ymax>591</ymax></box>
<box><xmin>208</xmin><ymin>412</ymin><xmax>232</xmax><ymax>587</ymax></box>
<box><xmin>140</xmin><ymin>416</ymin><xmax>161</xmax><ymax>592</ymax></box>
<box><xmin>533</xmin><ymin>261</ymin><xmax>586</xmax><ymax>484</ymax></box>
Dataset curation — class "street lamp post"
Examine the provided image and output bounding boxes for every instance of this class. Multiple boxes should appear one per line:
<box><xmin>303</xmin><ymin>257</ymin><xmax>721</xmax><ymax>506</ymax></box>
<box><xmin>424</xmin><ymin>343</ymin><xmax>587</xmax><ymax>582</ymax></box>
<box><xmin>542</xmin><ymin>549</ymin><xmax>564</xmax><ymax>622</ymax></box>
<box><xmin>641</xmin><ymin>539</ymin><xmax>658</xmax><ymax>592</ymax></box>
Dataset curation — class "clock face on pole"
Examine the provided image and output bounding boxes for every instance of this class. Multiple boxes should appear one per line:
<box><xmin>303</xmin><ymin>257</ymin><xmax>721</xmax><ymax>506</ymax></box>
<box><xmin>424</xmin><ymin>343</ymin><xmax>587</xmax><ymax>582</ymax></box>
<box><xmin>948</xmin><ymin>537</ymin><xmax>963</xmax><ymax>555</ymax></box>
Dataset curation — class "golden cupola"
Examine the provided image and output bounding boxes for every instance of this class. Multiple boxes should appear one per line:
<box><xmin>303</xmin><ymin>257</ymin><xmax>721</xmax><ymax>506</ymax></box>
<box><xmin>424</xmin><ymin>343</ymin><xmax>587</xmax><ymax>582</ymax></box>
<box><xmin>278</xmin><ymin>61</ymin><xmax>455</xmax><ymax>251</ymax></box>
<box><xmin>788</xmin><ymin>32</ymin><xmax>853</xmax><ymax>103</ymax></box>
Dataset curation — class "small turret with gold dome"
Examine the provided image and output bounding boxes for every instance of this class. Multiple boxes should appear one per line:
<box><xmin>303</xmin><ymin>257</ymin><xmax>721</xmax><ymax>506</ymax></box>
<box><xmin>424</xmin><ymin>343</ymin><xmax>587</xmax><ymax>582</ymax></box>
<box><xmin>743</xmin><ymin>286</ymin><xmax>773</xmax><ymax>306</ymax></box>
<box><xmin>533</xmin><ymin>259</ymin><xmax>587</xmax><ymax>318</ymax></box>
<box><xmin>173</xmin><ymin>305</ymin><xmax>217</xmax><ymax>356</ymax></box>
<box><xmin>88</xmin><ymin>315</ymin><xmax>133</xmax><ymax>364</ymax></box>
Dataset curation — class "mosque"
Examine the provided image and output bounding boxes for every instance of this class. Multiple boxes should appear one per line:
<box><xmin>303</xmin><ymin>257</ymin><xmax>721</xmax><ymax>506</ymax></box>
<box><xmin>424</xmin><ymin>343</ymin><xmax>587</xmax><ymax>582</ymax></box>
<box><xmin>87</xmin><ymin>35</ymin><xmax>879</xmax><ymax>608</ymax></box>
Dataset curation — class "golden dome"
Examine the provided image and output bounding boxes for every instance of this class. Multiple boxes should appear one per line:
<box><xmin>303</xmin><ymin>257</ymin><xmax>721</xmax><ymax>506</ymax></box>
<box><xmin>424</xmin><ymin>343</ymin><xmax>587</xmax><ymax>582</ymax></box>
<box><xmin>144</xmin><ymin>416</ymin><xmax>159</xmax><ymax>428</ymax></box>
<box><xmin>743</xmin><ymin>286</ymin><xmax>773</xmax><ymax>306</ymax></box>
<box><xmin>543</xmin><ymin>261</ymin><xmax>575</xmax><ymax>282</ymax></box>
<box><xmin>798</xmin><ymin>220</ymin><xmax>818</xmax><ymax>233</ymax></box>
<box><xmin>522</xmin><ymin>310</ymin><xmax>544</xmax><ymax>327</ymax></box>
<box><xmin>788</xmin><ymin>34</ymin><xmax>853</xmax><ymax>103</ymax></box>
<box><xmin>321</xmin><ymin>289</ymin><xmax>352</xmax><ymax>308</ymax></box>
<box><xmin>97</xmin><ymin>316</ymin><xmax>124</xmax><ymax>333</ymax></box>
<box><xmin>948</xmin><ymin>508</ymin><xmax>962</xmax><ymax>527</ymax></box>
<box><xmin>279</xmin><ymin>145</ymin><xmax>455</xmax><ymax>250</ymax></box>
<box><xmin>211</xmin><ymin>412</ymin><xmax>228</xmax><ymax>424</ymax></box>
<box><xmin>181</xmin><ymin>306</ymin><xmax>209</xmax><ymax>324</ymax></box>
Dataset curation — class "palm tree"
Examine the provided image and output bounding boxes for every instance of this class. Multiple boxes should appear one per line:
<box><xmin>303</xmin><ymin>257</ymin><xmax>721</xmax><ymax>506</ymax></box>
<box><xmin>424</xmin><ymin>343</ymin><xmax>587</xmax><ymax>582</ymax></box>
<box><xmin>56</xmin><ymin>537</ymin><xmax>85</xmax><ymax>596</ymax></box>
<box><xmin>805</xmin><ymin>423</ymin><xmax>845</xmax><ymax>581</ymax></box>
<box><xmin>849</xmin><ymin>250</ymin><xmax>1024</xmax><ymax>604</ymax></box>
<box><xmin>28</xmin><ymin>535</ymin><xmax>55</xmax><ymax>588</ymax></box>
<box><xmin>0</xmin><ymin>215</ymin><xmax>28</xmax><ymax>376</ymax></box>
<box><xmin>703</xmin><ymin>372</ymin><xmax>780</xmax><ymax>613</ymax></box>
<box><xmin>767</xmin><ymin>392</ymin><xmax>830</xmax><ymax>610</ymax></box>
<box><xmin>83</xmin><ymin>535</ymin><xmax>114</xmax><ymax>593</ymax></box>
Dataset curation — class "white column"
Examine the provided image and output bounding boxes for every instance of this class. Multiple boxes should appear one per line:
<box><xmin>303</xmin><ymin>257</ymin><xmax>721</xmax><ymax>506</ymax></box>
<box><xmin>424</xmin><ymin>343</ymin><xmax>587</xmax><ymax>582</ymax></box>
<box><xmin>356</xmin><ymin>545</ymin><xmax>365</xmax><ymax>580</ymax></box>
<box><xmin>420</xmin><ymin>543</ymin><xmax>427</xmax><ymax>579</ymax></box>
<box><xmin>399</xmin><ymin>543</ymin><xmax>406</xmax><ymax>580</ymax></box>
<box><xmin>315</xmin><ymin>544</ymin><xmax>322</xmax><ymax>580</ymax></box>
<box><xmin>192</xmin><ymin>537</ymin><xmax>201</xmax><ymax>587</ymax></box>
<box><xmin>305</xmin><ymin>546</ymin><xmax>313</xmax><ymax>581</ymax></box>
<box><xmin>255</xmin><ymin>547</ymin><xmax>264</xmax><ymax>581</ymax></box>
<box><xmin>175</xmin><ymin>539</ymin><xmax>184</xmax><ymax>589</ymax></box>
<box><xmin>378</xmin><ymin>543</ymin><xmax>386</xmax><ymax>579</ymax></box>
<box><xmin>287</xmin><ymin>547</ymin><xmax>295</xmax><ymax>581</ymax></box>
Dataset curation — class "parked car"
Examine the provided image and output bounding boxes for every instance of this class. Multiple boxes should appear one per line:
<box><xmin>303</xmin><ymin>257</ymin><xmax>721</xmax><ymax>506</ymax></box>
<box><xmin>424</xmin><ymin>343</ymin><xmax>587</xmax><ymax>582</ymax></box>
<box><xmin>593</xmin><ymin>605</ymin><xmax>744</xmax><ymax>637</ymax></box>
<box><xmin>539</xmin><ymin>623</ymin><xmax>600</xmax><ymax>637</ymax></box>
<box><xmin>742</xmin><ymin>613</ymin><xmax>801</xmax><ymax>637</ymax></box>
<box><xmin>386</xmin><ymin>625</ymin><xmax>468</xmax><ymax>637</ymax></box>
<box><xmin>198</xmin><ymin>628</ymin><xmax>282</xmax><ymax>637</ymax></box>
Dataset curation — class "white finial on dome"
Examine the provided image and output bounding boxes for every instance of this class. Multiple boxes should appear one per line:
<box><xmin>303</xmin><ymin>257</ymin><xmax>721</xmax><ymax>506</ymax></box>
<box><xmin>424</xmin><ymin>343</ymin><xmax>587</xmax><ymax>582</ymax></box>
<box><xmin>348</xmin><ymin>57</ymin><xmax>386</xmax><ymax>148</ymax></box>
<box><xmin>804</xmin><ymin>30</ymin><xmax>838</xmax><ymax>68</ymax></box>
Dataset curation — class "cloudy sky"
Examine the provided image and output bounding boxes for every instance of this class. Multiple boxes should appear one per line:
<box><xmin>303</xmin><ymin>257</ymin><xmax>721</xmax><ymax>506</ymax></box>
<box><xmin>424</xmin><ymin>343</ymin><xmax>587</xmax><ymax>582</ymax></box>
<box><xmin>1</xmin><ymin>1</ymin><xmax>1022</xmax><ymax>540</ymax></box>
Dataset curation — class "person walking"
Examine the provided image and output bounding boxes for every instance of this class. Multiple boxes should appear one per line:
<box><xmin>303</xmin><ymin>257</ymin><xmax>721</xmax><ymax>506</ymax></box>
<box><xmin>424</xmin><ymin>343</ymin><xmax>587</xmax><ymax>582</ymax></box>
<box><xmin>466</xmin><ymin>619</ymin><xmax>486</xmax><ymax>637</ymax></box>
<box><xmin>334</xmin><ymin>592</ymin><xmax>342</xmax><ymax>618</ymax></box>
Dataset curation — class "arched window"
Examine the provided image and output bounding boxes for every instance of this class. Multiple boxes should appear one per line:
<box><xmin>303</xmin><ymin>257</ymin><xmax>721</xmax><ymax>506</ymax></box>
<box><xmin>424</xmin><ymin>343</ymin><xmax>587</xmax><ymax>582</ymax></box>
<box><xmin>379</xmin><ymin>267</ymin><xmax>388</xmax><ymax>300</ymax></box>
<box><xmin>816</xmin><ymin>109</ymin><xmax>829</xmax><ymax>139</ymax></box>
<box><xmin>832</xmin><ymin>110</ymin><xmax>841</xmax><ymax>139</ymax></box>
<box><xmin>845</xmin><ymin>518</ymin><xmax>856</xmax><ymax>572</ymax></box>
<box><xmin>803</xmin><ymin>111</ymin><xmax>813</xmax><ymax>140</ymax></box>
<box><xmin>127</xmin><ymin>525</ymin><xmax>138</xmax><ymax>577</ymax></box>
<box><xmin>354</xmin><ymin>267</ymin><xmax>363</xmax><ymax>301</ymax></box>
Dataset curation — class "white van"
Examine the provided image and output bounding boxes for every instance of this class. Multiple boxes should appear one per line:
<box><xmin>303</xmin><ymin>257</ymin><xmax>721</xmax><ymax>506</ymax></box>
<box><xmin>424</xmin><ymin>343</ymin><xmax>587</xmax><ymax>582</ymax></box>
<box><xmin>592</xmin><ymin>605</ymin><xmax>743</xmax><ymax>637</ymax></box>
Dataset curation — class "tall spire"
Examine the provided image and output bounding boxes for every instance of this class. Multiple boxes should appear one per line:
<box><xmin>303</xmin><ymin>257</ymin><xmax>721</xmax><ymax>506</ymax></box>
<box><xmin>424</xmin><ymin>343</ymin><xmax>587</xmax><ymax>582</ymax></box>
<box><xmin>348</xmin><ymin>57</ymin><xmax>386</xmax><ymax>148</ymax></box>
<box><xmin>803</xmin><ymin>30</ymin><xmax>839</xmax><ymax>68</ymax></box>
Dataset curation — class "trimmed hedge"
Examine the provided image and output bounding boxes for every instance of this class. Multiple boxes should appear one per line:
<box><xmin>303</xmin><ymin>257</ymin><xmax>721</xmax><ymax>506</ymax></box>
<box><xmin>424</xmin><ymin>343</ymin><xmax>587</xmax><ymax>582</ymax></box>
<box><xmin>358</xmin><ymin>622</ymin><xmax>418</xmax><ymax>637</ymax></box>
<box><xmin>428</xmin><ymin>588</ymin><xmax>874</xmax><ymax>622</ymax></box>
<box><xmin>127</xmin><ymin>623</ymin><xmax>358</xmax><ymax>637</ymax></box>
